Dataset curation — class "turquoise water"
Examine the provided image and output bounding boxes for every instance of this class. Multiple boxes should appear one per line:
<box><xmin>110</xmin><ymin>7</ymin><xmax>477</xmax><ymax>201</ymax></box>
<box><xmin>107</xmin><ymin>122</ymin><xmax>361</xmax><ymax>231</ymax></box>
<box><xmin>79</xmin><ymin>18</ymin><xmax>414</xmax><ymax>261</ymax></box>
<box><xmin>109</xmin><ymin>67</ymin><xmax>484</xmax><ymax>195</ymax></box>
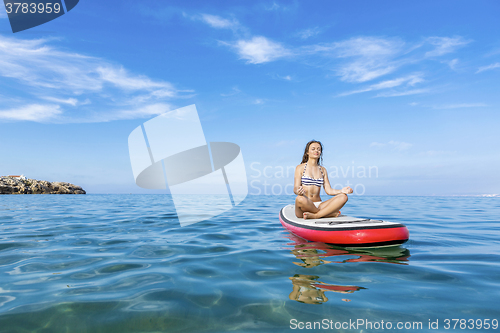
<box><xmin>0</xmin><ymin>195</ymin><xmax>499</xmax><ymax>332</ymax></box>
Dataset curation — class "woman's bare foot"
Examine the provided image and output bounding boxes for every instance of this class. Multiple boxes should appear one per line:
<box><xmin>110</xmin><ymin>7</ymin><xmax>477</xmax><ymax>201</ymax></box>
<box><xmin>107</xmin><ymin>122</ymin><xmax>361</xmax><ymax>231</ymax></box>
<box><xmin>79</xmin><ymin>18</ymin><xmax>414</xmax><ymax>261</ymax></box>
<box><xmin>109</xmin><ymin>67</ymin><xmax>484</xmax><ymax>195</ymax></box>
<box><xmin>304</xmin><ymin>211</ymin><xmax>341</xmax><ymax>219</ymax></box>
<box><xmin>303</xmin><ymin>212</ymin><xmax>317</xmax><ymax>219</ymax></box>
<box><xmin>325</xmin><ymin>211</ymin><xmax>341</xmax><ymax>218</ymax></box>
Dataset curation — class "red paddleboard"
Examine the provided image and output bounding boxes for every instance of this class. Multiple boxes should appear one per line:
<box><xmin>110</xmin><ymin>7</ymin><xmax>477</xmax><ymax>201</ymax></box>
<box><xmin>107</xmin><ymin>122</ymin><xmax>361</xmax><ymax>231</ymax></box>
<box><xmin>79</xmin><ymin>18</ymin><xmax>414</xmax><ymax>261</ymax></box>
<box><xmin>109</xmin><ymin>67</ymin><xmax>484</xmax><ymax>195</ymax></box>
<box><xmin>279</xmin><ymin>205</ymin><xmax>409</xmax><ymax>247</ymax></box>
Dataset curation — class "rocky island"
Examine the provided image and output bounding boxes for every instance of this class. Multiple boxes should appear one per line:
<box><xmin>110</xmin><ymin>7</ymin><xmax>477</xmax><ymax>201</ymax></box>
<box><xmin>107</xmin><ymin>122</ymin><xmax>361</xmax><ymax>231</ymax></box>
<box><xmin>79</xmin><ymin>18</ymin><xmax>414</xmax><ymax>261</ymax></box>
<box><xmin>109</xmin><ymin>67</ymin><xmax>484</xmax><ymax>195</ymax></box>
<box><xmin>0</xmin><ymin>176</ymin><xmax>86</xmax><ymax>194</ymax></box>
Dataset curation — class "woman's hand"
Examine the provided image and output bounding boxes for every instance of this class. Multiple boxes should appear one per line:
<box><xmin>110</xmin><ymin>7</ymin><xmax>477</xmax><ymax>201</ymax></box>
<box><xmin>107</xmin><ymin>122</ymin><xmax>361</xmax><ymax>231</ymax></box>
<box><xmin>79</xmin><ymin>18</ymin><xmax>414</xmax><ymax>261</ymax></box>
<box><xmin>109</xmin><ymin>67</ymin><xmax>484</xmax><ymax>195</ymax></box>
<box><xmin>297</xmin><ymin>186</ymin><xmax>305</xmax><ymax>196</ymax></box>
<box><xmin>341</xmin><ymin>186</ymin><xmax>353</xmax><ymax>194</ymax></box>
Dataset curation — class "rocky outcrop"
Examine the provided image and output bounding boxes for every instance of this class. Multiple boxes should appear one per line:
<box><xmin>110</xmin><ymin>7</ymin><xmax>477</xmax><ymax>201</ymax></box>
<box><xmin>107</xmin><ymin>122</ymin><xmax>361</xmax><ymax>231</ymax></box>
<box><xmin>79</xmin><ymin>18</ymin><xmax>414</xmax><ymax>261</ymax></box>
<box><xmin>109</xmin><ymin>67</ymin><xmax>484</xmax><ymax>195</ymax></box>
<box><xmin>0</xmin><ymin>177</ymin><xmax>86</xmax><ymax>194</ymax></box>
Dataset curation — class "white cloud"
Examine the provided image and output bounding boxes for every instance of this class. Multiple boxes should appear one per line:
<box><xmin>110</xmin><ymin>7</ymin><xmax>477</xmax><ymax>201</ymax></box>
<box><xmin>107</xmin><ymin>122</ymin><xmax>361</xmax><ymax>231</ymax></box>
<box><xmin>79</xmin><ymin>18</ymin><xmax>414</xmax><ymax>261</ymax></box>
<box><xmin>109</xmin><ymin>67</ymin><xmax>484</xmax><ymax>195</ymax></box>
<box><xmin>336</xmin><ymin>61</ymin><xmax>396</xmax><ymax>83</ymax></box>
<box><xmin>60</xmin><ymin>103</ymin><xmax>175</xmax><ymax>123</ymax></box>
<box><xmin>95</xmin><ymin>66</ymin><xmax>175</xmax><ymax>91</ymax></box>
<box><xmin>199</xmin><ymin>14</ymin><xmax>239</xmax><ymax>29</ymax></box>
<box><xmin>229</xmin><ymin>36</ymin><xmax>291</xmax><ymax>64</ymax></box>
<box><xmin>333</xmin><ymin>37</ymin><xmax>404</xmax><ymax>58</ymax></box>
<box><xmin>424</xmin><ymin>36</ymin><xmax>471</xmax><ymax>57</ymax></box>
<box><xmin>41</xmin><ymin>97</ymin><xmax>91</xmax><ymax>106</ymax></box>
<box><xmin>220</xmin><ymin>86</ymin><xmax>241</xmax><ymax>97</ymax></box>
<box><xmin>297</xmin><ymin>27</ymin><xmax>322</xmax><ymax>40</ymax></box>
<box><xmin>0</xmin><ymin>35</ymin><xmax>188</xmax><ymax>123</ymax></box>
<box><xmin>0</xmin><ymin>36</ymin><xmax>175</xmax><ymax>93</ymax></box>
<box><xmin>46</xmin><ymin>97</ymin><xmax>78</xmax><ymax>106</ymax></box>
<box><xmin>264</xmin><ymin>2</ymin><xmax>287</xmax><ymax>11</ymax></box>
<box><xmin>337</xmin><ymin>73</ymin><xmax>424</xmax><ymax>97</ymax></box>
<box><xmin>308</xmin><ymin>36</ymin><xmax>468</xmax><ymax>84</ymax></box>
<box><xmin>373</xmin><ymin>74</ymin><xmax>424</xmax><ymax>88</ymax></box>
<box><xmin>445</xmin><ymin>58</ymin><xmax>459</xmax><ymax>70</ymax></box>
<box><xmin>311</xmin><ymin>36</ymin><xmax>468</xmax><ymax>84</ymax></box>
<box><xmin>389</xmin><ymin>140</ymin><xmax>412</xmax><ymax>151</ymax></box>
<box><xmin>432</xmin><ymin>103</ymin><xmax>487</xmax><ymax>109</ymax></box>
<box><xmin>0</xmin><ymin>37</ymin><xmax>102</xmax><ymax>92</ymax></box>
<box><xmin>106</xmin><ymin>103</ymin><xmax>173</xmax><ymax>121</ymax></box>
<box><xmin>253</xmin><ymin>98</ymin><xmax>265</xmax><ymax>104</ymax></box>
<box><xmin>370</xmin><ymin>142</ymin><xmax>386</xmax><ymax>148</ymax></box>
<box><xmin>420</xmin><ymin>150</ymin><xmax>455</xmax><ymax>157</ymax></box>
<box><xmin>310</xmin><ymin>37</ymin><xmax>405</xmax><ymax>83</ymax></box>
<box><xmin>0</xmin><ymin>104</ymin><xmax>61</xmax><ymax>122</ymax></box>
<box><xmin>375</xmin><ymin>88</ymin><xmax>429</xmax><ymax>98</ymax></box>
<box><xmin>275</xmin><ymin>74</ymin><xmax>293</xmax><ymax>81</ymax></box>
<box><xmin>476</xmin><ymin>62</ymin><xmax>500</xmax><ymax>74</ymax></box>
<box><xmin>194</xmin><ymin>10</ymin><xmax>469</xmax><ymax>89</ymax></box>
<box><xmin>371</xmin><ymin>141</ymin><xmax>412</xmax><ymax>151</ymax></box>
<box><xmin>192</xmin><ymin>11</ymin><xmax>470</xmax><ymax>93</ymax></box>
<box><xmin>275</xmin><ymin>140</ymin><xmax>297</xmax><ymax>147</ymax></box>
<box><xmin>269</xmin><ymin>73</ymin><xmax>294</xmax><ymax>81</ymax></box>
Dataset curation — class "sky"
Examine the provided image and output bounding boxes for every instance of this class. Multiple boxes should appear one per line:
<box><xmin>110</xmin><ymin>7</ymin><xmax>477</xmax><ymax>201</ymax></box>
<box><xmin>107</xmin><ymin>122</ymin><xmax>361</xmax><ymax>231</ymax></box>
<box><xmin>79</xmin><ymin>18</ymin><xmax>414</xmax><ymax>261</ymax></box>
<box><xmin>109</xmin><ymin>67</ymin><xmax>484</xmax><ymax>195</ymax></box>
<box><xmin>0</xmin><ymin>0</ymin><xmax>499</xmax><ymax>196</ymax></box>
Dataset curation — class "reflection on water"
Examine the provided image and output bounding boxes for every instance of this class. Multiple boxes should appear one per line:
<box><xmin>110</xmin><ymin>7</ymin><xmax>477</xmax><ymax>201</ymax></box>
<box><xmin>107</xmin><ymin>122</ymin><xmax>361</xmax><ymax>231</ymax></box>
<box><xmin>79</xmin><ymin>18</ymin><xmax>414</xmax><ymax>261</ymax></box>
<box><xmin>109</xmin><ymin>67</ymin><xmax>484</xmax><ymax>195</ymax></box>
<box><xmin>289</xmin><ymin>274</ymin><xmax>365</xmax><ymax>304</ymax></box>
<box><xmin>284</xmin><ymin>232</ymin><xmax>410</xmax><ymax>304</ymax></box>
<box><xmin>286</xmin><ymin>233</ymin><xmax>411</xmax><ymax>267</ymax></box>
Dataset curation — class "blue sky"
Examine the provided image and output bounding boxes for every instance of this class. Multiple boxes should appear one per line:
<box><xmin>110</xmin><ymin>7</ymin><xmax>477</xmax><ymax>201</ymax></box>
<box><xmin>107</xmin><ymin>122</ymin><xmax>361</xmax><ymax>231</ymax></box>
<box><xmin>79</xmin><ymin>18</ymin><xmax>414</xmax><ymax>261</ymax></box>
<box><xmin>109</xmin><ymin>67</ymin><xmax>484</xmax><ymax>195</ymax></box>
<box><xmin>0</xmin><ymin>0</ymin><xmax>499</xmax><ymax>195</ymax></box>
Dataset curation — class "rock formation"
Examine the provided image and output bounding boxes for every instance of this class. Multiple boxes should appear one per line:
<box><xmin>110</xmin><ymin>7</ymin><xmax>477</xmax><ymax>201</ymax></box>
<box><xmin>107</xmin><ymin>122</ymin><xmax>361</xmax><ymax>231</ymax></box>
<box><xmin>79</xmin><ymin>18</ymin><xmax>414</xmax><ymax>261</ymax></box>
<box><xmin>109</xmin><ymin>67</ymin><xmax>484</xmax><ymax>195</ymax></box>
<box><xmin>0</xmin><ymin>177</ymin><xmax>86</xmax><ymax>194</ymax></box>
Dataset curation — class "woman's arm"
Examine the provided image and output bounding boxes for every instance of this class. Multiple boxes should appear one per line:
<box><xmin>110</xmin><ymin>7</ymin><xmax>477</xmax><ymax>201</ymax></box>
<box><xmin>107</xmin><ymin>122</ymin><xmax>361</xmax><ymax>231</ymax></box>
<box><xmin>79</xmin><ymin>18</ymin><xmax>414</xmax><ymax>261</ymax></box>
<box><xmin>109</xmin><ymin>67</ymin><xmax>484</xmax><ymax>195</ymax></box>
<box><xmin>294</xmin><ymin>164</ymin><xmax>305</xmax><ymax>196</ymax></box>
<box><xmin>322</xmin><ymin>167</ymin><xmax>353</xmax><ymax>196</ymax></box>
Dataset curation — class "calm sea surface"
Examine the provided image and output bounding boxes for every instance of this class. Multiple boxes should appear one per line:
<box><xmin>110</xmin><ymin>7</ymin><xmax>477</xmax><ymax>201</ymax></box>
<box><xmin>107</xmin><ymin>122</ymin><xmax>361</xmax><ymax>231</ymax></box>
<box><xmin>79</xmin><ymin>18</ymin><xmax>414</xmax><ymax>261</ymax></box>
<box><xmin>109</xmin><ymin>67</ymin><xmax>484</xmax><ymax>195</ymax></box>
<box><xmin>0</xmin><ymin>195</ymin><xmax>499</xmax><ymax>332</ymax></box>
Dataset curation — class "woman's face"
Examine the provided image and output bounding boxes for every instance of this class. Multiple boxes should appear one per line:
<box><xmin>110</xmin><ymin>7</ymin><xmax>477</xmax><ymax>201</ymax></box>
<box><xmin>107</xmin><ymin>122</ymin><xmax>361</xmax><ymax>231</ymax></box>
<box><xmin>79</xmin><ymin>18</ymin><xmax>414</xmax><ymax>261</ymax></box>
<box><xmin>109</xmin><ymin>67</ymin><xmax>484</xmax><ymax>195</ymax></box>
<box><xmin>308</xmin><ymin>143</ymin><xmax>322</xmax><ymax>159</ymax></box>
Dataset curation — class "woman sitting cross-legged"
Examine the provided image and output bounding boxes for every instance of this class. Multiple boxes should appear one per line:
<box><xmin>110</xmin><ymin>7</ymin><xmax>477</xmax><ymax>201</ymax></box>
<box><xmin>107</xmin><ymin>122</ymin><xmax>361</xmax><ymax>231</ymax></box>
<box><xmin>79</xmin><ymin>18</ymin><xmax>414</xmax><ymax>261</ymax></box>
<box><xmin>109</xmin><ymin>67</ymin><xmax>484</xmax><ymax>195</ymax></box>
<box><xmin>294</xmin><ymin>140</ymin><xmax>353</xmax><ymax>219</ymax></box>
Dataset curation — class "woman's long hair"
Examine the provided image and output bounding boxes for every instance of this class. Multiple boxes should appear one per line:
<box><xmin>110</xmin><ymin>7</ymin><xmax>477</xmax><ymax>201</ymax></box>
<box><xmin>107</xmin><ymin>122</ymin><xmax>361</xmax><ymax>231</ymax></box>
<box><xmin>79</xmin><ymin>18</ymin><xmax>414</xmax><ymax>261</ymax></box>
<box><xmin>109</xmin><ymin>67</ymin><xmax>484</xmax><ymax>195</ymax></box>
<box><xmin>301</xmin><ymin>140</ymin><xmax>323</xmax><ymax>165</ymax></box>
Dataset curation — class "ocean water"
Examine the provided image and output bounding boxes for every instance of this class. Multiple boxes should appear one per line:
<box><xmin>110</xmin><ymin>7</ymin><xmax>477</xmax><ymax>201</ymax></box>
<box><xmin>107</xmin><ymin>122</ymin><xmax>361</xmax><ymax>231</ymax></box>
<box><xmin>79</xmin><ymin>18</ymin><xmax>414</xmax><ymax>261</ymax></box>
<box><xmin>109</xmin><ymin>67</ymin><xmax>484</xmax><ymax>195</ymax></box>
<box><xmin>0</xmin><ymin>195</ymin><xmax>499</xmax><ymax>332</ymax></box>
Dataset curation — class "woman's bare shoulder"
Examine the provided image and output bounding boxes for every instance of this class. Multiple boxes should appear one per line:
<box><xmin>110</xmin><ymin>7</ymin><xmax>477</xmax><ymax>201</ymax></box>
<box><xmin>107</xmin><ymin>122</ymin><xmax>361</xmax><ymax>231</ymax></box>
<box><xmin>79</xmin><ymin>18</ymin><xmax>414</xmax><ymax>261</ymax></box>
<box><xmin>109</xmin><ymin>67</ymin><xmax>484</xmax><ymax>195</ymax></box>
<box><xmin>295</xmin><ymin>163</ymin><xmax>305</xmax><ymax>172</ymax></box>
